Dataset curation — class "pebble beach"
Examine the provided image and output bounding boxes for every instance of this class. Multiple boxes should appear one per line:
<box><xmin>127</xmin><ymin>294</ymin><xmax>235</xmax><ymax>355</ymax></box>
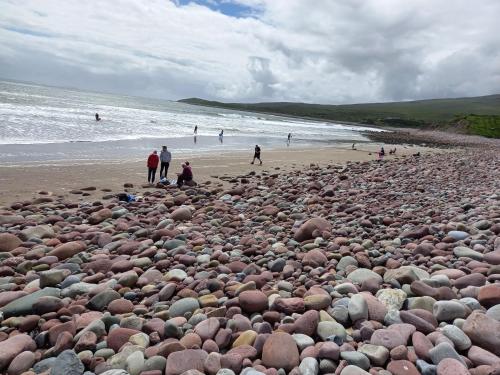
<box><xmin>1</xmin><ymin>139</ymin><xmax>500</xmax><ymax>375</ymax></box>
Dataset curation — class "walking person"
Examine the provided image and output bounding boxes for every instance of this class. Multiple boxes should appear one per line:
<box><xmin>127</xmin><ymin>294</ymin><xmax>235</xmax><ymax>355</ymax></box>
<box><xmin>159</xmin><ymin>146</ymin><xmax>171</xmax><ymax>178</ymax></box>
<box><xmin>147</xmin><ymin>150</ymin><xmax>159</xmax><ymax>184</ymax></box>
<box><xmin>251</xmin><ymin>145</ymin><xmax>262</xmax><ymax>165</ymax></box>
<box><xmin>287</xmin><ymin>133</ymin><xmax>292</xmax><ymax>143</ymax></box>
<box><xmin>194</xmin><ymin>125</ymin><xmax>198</xmax><ymax>134</ymax></box>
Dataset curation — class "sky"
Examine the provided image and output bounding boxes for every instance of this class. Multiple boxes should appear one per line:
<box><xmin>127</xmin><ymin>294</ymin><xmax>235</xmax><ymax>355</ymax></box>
<box><xmin>0</xmin><ymin>0</ymin><xmax>499</xmax><ymax>104</ymax></box>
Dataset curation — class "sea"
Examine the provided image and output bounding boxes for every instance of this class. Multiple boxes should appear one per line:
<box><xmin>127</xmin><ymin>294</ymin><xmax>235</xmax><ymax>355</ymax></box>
<box><xmin>0</xmin><ymin>80</ymin><xmax>382</xmax><ymax>165</ymax></box>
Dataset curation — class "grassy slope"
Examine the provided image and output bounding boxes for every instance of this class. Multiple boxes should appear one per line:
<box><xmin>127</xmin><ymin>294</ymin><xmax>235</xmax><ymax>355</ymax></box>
<box><xmin>179</xmin><ymin>95</ymin><xmax>500</xmax><ymax>138</ymax></box>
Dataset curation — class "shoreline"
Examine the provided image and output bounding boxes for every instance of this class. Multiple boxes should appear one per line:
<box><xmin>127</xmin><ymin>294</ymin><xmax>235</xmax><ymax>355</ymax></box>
<box><xmin>0</xmin><ymin>143</ymin><xmax>430</xmax><ymax>206</ymax></box>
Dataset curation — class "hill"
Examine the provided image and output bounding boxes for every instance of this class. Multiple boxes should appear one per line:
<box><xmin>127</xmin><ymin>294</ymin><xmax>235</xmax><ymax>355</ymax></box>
<box><xmin>179</xmin><ymin>95</ymin><xmax>500</xmax><ymax>138</ymax></box>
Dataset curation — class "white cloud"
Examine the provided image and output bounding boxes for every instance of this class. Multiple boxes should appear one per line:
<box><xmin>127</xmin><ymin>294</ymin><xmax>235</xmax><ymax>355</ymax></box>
<box><xmin>0</xmin><ymin>0</ymin><xmax>499</xmax><ymax>103</ymax></box>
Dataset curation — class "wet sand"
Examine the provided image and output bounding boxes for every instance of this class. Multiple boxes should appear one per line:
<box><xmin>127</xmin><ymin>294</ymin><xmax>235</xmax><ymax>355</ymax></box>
<box><xmin>0</xmin><ymin>143</ymin><xmax>429</xmax><ymax>205</ymax></box>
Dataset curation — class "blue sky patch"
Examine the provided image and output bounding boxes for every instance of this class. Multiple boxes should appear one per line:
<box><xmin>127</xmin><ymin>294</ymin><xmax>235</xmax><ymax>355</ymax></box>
<box><xmin>177</xmin><ymin>0</ymin><xmax>257</xmax><ymax>18</ymax></box>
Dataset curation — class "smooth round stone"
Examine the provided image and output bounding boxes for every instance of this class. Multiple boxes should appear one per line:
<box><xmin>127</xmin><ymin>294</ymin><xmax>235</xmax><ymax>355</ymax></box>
<box><xmin>440</xmin><ymin>325</ymin><xmax>471</xmax><ymax>351</ymax></box>
<box><xmin>448</xmin><ymin>231</ymin><xmax>469</xmax><ymax>241</ymax></box>
<box><xmin>347</xmin><ymin>269</ymin><xmax>382</xmax><ymax>284</ymax></box>
<box><xmin>340</xmin><ymin>351</ymin><xmax>370</xmax><ymax>370</ymax></box>
<box><xmin>340</xmin><ymin>365</ymin><xmax>371</xmax><ymax>375</ymax></box>
<box><xmin>348</xmin><ymin>294</ymin><xmax>368</xmax><ymax>322</ymax></box>
<box><xmin>453</xmin><ymin>246</ymin><xmax>483</xmax><ymax>260</ymax></box>
<box><xmin>376</xmin><ymin>289</ymin><xmax>407</xmax><ymax>311</ymax></box>
<box><xmin>433</xmin><ymin>301</ymin><xmax>467</xmax><ymax>321</ymax></box>
<box><xmin>299</xmin><ymin>357</ymin><xmax>319</xmax><ymax>375</ymax></box>
<box><xmin>486</xmin><ymin>305</ymin><xmax>500</xmax><ymax>321</ymax></box>
<box><xmin>169</xmin><ymin>298</ymin><xmax>200</xmax><ymax>318</ymax></box>
<box><xmin>429</xmin><ymin>342</ymin><xmax>465</xmax><ymax>365</ymax></box>
<box><xmin>370</xmin><ymin>329</ymin><xmax>406</xmax><ymax>350</ymax></box>
<box><xmin>317</xmin><ymin>321</ymin><xmax>347</xmax><ymax>341</ymax></box>
<box><xmin>436</xmin><ymin>358</ymin><xmax>469</xmax><ymax>375</ymax></box>
<box><xmin>292</xmin><ymin>334</ymin><xmax>315</xmax><ymax>351</ymax></box>
<box><xmin>358</xmin><ymin>344</ymin><xmax>389</xmax><ymax>366</ymax></box>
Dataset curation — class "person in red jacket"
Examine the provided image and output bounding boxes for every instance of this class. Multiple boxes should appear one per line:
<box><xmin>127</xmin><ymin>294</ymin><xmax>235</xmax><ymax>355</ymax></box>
<box><xmin>147</xmin><ymin>150</ymin><xmax>159</xmax><ymax>184</ymax></box>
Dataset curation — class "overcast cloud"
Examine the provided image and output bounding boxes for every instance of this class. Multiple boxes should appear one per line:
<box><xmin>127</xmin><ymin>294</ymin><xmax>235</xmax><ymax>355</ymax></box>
<box><xmin>0</xmin><ymin>0</ymin><xmax>499</xmax><ymax>103</ymax></box>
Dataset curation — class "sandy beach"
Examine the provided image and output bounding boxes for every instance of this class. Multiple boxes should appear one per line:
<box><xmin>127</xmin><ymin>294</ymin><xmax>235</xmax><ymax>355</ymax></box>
<box><xmin>0</xmin><ymin>142</ymin><xmax>430</xmax><ymax>206</ymax></box>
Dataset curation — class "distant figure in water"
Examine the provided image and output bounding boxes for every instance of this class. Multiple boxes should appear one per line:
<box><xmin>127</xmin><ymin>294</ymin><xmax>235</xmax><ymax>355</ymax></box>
<box><xmin>194</xmin><ymin>125</ymin><xmax>198</xmax><ymax>134</ymax></box>
<box><xmin>352</xmin><ymin>143</ymin><xmax>356</xmax><ymax>150</ymax></box>
<box><xmin>95</xmin><ymin>113</ymin><xmax>101</xmax><ymax>121</ymax></box>
<box><xmin>147</xmin><ymin>150</ymin><xmax>159</xmax><ymax>184</ymax></box>
<box><xmin>177</xmin><ymin>161</ymin><xmax>193</xmax><ymax>187</ymax></box>
<box><xmin>287</xmin><ymin>133</ymin><xmax>292</xmax><ymax>143</ymax></box>
<box><xmin>219</xmin><ymin>129</ymin><xmax>224</xmax><ymax>143</ymax></box>
<box><xmin>251</xmin><ymin>145</ymin><xmax>262</xmax><ymax>165</ymax></box>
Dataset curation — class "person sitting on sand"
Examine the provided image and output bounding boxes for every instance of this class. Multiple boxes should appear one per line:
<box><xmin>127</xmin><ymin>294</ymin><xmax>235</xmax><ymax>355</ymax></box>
<box><xmin>177</xmin><ymin>161</ymin><xmax>193</xmax><ymax>187</ymax></box>
<box><xmin>160</xmin><ymin>146</ymin><xmax>171</xmax><ymax>179</ymax></box>
<box><xmin>147</xmin><ymin>150</ymin><xmax>159</xmax><ymax>184</ymax></box>
<box><xmin>251</xmin><ymin>145</ymin><xmax>262</xmax><ymax>165</ymax></box>
<box><xmin>95</xmin><ymin>113</ymin><xmax>101</xmax><ymax>121</ymax></box>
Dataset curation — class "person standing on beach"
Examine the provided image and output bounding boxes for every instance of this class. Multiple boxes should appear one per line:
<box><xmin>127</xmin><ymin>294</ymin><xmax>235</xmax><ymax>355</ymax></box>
<box><xmin>159</xmin><ymin>146</ymin><xmax>171</xmax><ymax>178</ymax></box>
<box><xmin>194</xmin><ymin>125</ymin><xmax>198</xmax><ymax>134</ymax></box>
<box><xmin>147</xmin><ymin>150</ymin><xmax>159</xmax><ymax>184</ymax></box>
<box><xmin>287</xmin><ymin>133</ymin><xmax>292</xmax><ymax>143</ymax></box>
<box><xmin>251</xmin><ymin>145</ymin><xmax>262</xmax><ymax>165</ymax></box>
<box><xmin>219</xmin><ymin>129</ymin><xmax>224</xmax><ymax>143</ymax></box>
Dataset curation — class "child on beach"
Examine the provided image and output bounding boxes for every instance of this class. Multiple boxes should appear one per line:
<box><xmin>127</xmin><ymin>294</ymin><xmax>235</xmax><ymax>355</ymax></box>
<box><xmin>251</xmin><ymin>145</ymin><xmax>262</xmax><ymax>165</ymax></box>
<box><xmin>147</xmin><ymin>150</ymin><xmax>159</xmax><ymax>184</ymax></box>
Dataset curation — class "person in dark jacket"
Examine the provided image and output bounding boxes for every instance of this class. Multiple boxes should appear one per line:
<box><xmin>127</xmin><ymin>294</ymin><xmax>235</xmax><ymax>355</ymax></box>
<box><xmin>251</xmin><ymin>145</ymin><xmax>262</xmax><ymax>165</ymax></box>
<box><xmin>159</xmin><ymin>146</ymin><xmax>171</xmax><ymax>178</ymax></box>
<box><xmin>147</xmin><ymin>150</ymin><xmax>159</xmax><ymax>184</ymax></box>
<box><xmin>176</xmin><ymin>161</ymin><xmax>193</xmax><ymax>187</ymax></box>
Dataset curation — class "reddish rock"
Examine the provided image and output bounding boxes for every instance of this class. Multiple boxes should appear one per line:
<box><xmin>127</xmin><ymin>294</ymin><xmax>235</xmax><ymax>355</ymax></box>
<box><xmin>194</xmin><ymin>318</ymin><xmax>220</xmax><ymax>341</ymax></box>
<box><xmin>0</xmin><ymin>233</ymin><xmax>22</xmax><ymax>252</ymax></box>
<box><xmin>107</xmin><ymin>328</ymin><xmax>140</xmax><ymax>352</ymax></box>
<box><xmin>239</xmin><ymin>291</ymin><xmax>268</xmax><ymax>313</ymax></box>
<box><xmin>387</xmin><ymin>360</ymin><xmax>420</xmax><ymax>375</ymax></box>
<box><xmin>437</xmin><ymin>358</ymin><xmax>470</xmax><ymax>375</ymax></box>
<box><xmin>48</xmin><ymin>241</ymin><xmax>86</xmax><ymax>260</ymax></box>
<box><xmin>412</xmin><ymin>331</ymin><xmax>434</xmax><ymax>362</ymax></box>
<box><xmin>88</xmin><ymin>208</ymin><xmax>112</xmax><ymax>224</ymax></box>
<box><xmin>48</xmin><ymin>321</ymin><xmax>76</xmax><ymax>346</ymax></box>
<box><xmin>294</xmin><ymin>217</ymin><xmax>332</xmax><ymax>242</ymax></box>
<box><xmin>107</xmin><ymin>299</ymin><xmax>134</xmax><ymax>314</ymax></box>
<box><xmin>7</xmin><ymin>351</ymin><xmax>35</xmax><ymax>375</ymax></box>
<box><xmin>467</xmin><ymin>346</ymin><xmax>500</xmax><ymax>366</ymax></box>
<box><xmin>478</xmin><ymin>284</ymin><xmax>500</xmax><ymax>308</ymax></box>
<box><xmin>302</xmin><ymin>249</ymin><xmax>328</xmax><ymax>267</ymax></box>
<box><xmin>0</xmin><ymin>334</ymin><xmax>36</xmax><ymax>371</ymax></box>
<box><xmin>463</xmin><ymin>311</ymin><xmax>500</xmax><ymax>356</ymax></box>
<box><xmin>165</xmin><ymin>349</ymin><xmax>208</xmax><ymax>375</ymax></box>
<box><xmin>272</xmin><ymin>297</ymin><xmax>305</xmax><ymax>314</ymax></box>
<box><xmin>171</xmin><ymin>207</ymin><xmax>192</xmax><ymax>221</ymax></box>
<box><xmin>262</xmin><ymin>332</ymin><xmax>300</xmax><ymax>371</ymax></box>
<box><xmin>294</xmin><ymin>310</ymin><xmax>319</xmax><ymax>336</ymax></box>
<box><xmin>371</xmin><ymin>329</ymin><xmax>406</xmax><ymax>350</ymax></box>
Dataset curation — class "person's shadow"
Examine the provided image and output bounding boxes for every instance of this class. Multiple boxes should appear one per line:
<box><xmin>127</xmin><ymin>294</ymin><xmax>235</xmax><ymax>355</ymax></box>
<box><xmin>194</xmin><ymin>135</ymin><xmax>197</xmax><ymax>144</ymax></box>
<box><xmin>219</xmin><ymin>136</ymin><xmax>223</xmax><ymax>144</ymax></box>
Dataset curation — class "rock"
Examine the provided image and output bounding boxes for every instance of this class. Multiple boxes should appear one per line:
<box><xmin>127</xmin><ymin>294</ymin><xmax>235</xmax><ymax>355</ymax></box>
<box><xmin>348</xmin><ymin>294</ymin><xmax>368</xmax><ymax>322</ymax></box>
<box><xmin>376</xmin><ymin>289</ymin><xmax>407</xmax><ymax>311</ymax></box>
<box><xmin>19</xmin><ymin>224</ymin><xmax>54</xmax><ymax>240</ymax></box>
<box><xmin>169</xmin><ymin>298</ymin><xmax>200</xmax><ymax>318</ymax></box>
<box><xmin>165</xmin><ymin>349</ymin><xmax>208</xmax><ymax>375</ymax></box>
<box><xmin>238</xmin><ymin>290</ymin><xmax>268</xmax><ymax>313</ymax></box>
<box><xmin>433</xmin><ymin>301</ymin><xmax>467</xmax><ymax>321</ymax></box>
<box><xmin>107</xmin><ymin>328</ymin><xmax>140</xmax><ymax>352</ymax></box>
<box><xmin>340</xmin><ymin>351</ymin><xmax>370</xmax><ymax>370</ymax></box>
<box><xmin>171</xmin><ymin>207</ymin><xmax>192</xmax><ymax>221</ymax></box>
<box><xmin>358</xmin><ymin>344</ymin><xmax>390</xmax><ymax>366</ymax></box>
<box><xmin>429</xmin><ymin>342</ymin><xmax>465</xmax><ymax>365</ymax></box>
<box><xmin>195</xmin><ymin>317</ymin><xmax>220</xmax><ymax>341</ymax></box>
<box><xmin>467</xmin><ymin>345</ymin><xmax>500</xmax><ymax>366</ymax></box>
<box><xmin>295</xmin><ymin>310</ymin><xmax>319</xmax><ymax>336</ymax></box>
<box><xmin>299</xmin><ymin>357</ymin><xmax>319</xmax><ymax>375</ymax></box>
<box><xmin>294</xmin><ymin>217</ymin><xmax>331</xmax><ymax>242</ymax></box>
<box><xmin>88</xmin><ymin>208</ymin><xmax>113</xmax><ymax>224</ymax></box>
<box><xmin>87</xmin><ymin>289</ymin><xmax>121</xmax><ymax>311</ymax></box>
<box><xmin>340</xmin><ymin>365</ymin><xmax>371</xmax><ymax>375</ymax></box>
<box><xmin>303</xmin><ymin>249</ymin><xmax>328</xmax><ymax>267</ymax></box>
<box><xmin>48</xmin><ymin>241</ymin><xmax>86</xmax><ymax>260</ymax></box>
<box><xmin>387</xmin><ymin>360</ymin><xmax>420</xmax><ymax>375</ymax></box>
<box><xmin>262</xmin><ymin>332</ymin><xmax>300</xmax><ymax>371</ymax></box>
<box><xmin>462</xmin><ymin>311</ymin><xmax>500</xmax><ymax>356</ymax></box>
<box><xmin>0</xmin><ymin>233</ymin><xmax>22</xmax><ymax>252</ymax></box>
<box><xmin>441</xmin><ymin>325</ymin><xmax>471</xmax><ymax>351</ymax></box>
<box><xmin>436</xmin><ymin>358</ymin><xmax>469</xmax><ymax>375</ymax></box>
<box><xmin>347</xmin><ymin>269</ymin><xmax>383</xmax><ymax>284</ymax></box>
<box><xmin>370</xmin><ymin>329</ymin><xmax>406</xmax><ymax>350</ymax></box>
<box><xmin>0</xmin><ymin>287</ymin><xmax>60</xmax><ymax>318</ymax></box>
<box><xmin>50</xmin><ymin>350</ymin><xmax>84</xmax><ymax>375</ymax></box>
<box><xmin>7</xmin><ymin>351</ymin><xmax>36</xmax><ymax>375</ymax></box>
<box><xmin>453</xmin><ymin>246</ymin><xmax>483</xmax><ymax>260</ymax></box>
<box><xmin>317</xmin><ymin>321</ymin><xmax>347</xmax><ymax>341</ymax></box>
<box><xmin>478</xmin><ymin>284</ymin><xmax>500</xmax><ymax>308</ymax></box>
<box><xmin>383</xmin><ymin>266</ymin><xmax>429</xmax><ymax>284</ymax></box>
<box><xmin>0</xmin><ymin>334</ymin><xmax>36</xmax><ymax>371</ymax></box>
